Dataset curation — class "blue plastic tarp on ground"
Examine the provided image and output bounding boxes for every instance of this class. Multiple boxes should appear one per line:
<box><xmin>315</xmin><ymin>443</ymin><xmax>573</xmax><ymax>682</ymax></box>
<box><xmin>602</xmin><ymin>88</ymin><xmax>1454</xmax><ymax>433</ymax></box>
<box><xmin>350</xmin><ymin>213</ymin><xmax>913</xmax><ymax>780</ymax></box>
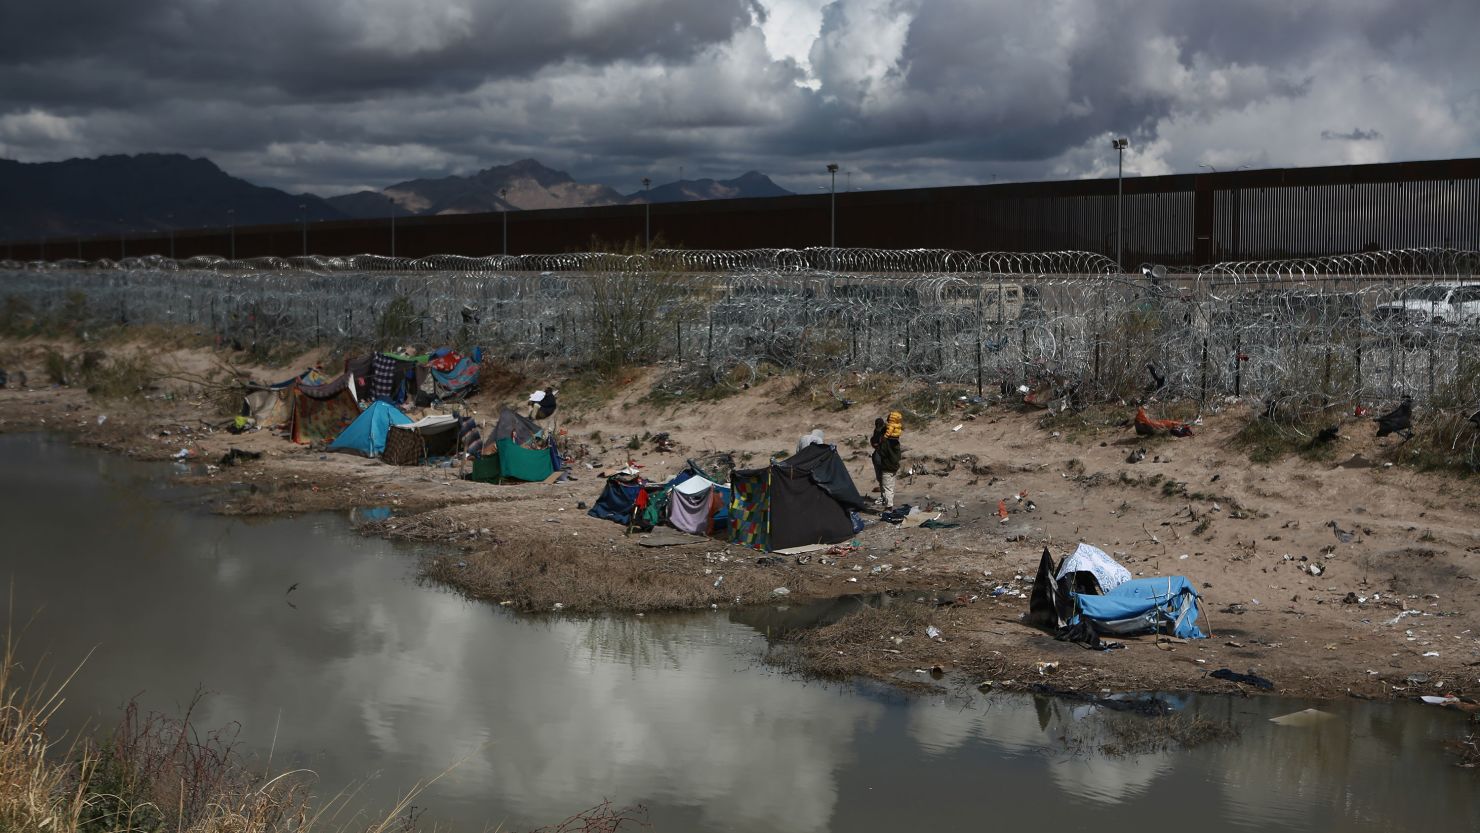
<box><xmin>1072</xmin><ymin>575</ymin><xmax>1205</xmax><ymax>639</ymax></box>
<box><xmin>328</xmin><ymin>400</ymin><xmax>411</xmax><ymax>457</ymax></box>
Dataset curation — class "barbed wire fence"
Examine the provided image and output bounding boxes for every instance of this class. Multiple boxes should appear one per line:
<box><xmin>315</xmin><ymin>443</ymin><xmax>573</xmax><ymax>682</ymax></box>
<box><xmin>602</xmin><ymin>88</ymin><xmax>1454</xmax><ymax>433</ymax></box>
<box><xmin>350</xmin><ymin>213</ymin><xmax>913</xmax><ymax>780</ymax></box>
<box><xmin>3</xmin><ymin>246</ymin><xmax>1479</xmax><ymax>449</ymax></box>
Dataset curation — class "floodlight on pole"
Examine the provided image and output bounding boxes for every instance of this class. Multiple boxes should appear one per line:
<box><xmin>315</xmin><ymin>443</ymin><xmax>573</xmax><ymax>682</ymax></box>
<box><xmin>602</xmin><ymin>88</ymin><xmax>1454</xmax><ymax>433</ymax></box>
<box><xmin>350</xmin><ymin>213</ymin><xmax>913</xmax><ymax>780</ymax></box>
<box><xmin>826</xmin><ymin>163</ymin><xmax>839</xmax><ymax>247</ymax></box>
<box><xmin>642</xmin><ymin>178</ymin><xmax>651</xmax><ymax>249</ymax></box>
<box><xmin>500</xmin><ymin>188</ymin><xmax>508</xmax><ymax>256</ymax></box>
<box><xmin>1111</xmin><ymin>138</ymin><xmax>1128</xmax><ymax>272</ymax></box>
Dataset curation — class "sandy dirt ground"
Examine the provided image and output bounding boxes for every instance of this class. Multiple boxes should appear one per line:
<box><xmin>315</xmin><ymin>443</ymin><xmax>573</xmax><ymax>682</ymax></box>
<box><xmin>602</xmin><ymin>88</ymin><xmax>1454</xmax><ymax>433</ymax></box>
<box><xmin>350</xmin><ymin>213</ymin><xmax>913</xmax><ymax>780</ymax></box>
<box><xmin>2</xmin><ymin>335</ymin><xmax>1478</xmax><ymax>705</ymax></box>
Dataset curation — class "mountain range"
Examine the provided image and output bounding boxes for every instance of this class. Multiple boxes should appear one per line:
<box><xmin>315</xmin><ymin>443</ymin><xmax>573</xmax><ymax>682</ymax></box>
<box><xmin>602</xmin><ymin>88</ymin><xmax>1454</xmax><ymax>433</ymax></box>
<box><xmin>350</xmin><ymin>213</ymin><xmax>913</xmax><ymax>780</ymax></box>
<box><xmin>0</xmin><ymin>154</ymin><xmax>793</xmax><ymax>241</ymax></box>
<box><xmin>326</xmin><ymin>158</ymin><xmax>791</xmax><ymax>217</ymax></box>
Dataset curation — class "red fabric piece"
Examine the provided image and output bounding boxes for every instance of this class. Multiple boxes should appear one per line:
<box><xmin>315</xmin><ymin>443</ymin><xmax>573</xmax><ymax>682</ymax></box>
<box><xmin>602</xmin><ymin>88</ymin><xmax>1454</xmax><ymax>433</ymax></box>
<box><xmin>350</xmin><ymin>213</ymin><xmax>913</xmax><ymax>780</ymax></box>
<box><xmin>1135</xmin><ymin>406</ymin><xmax>1184</xmax><ymax>432</ymax></box>
<box><xmin>429</xmin><ymin>352</ymin><xmax>462</xmax><ymax>372</ymax></box>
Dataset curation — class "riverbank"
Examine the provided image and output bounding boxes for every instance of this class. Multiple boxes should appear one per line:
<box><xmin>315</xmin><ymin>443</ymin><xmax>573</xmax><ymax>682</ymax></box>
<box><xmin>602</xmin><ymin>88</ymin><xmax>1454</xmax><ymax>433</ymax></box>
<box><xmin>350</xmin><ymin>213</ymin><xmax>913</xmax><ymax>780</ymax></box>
<box><xmin>2</xmin><ymin>335</ymin><xmax>1478</xmax><ymax>704</ymax></box>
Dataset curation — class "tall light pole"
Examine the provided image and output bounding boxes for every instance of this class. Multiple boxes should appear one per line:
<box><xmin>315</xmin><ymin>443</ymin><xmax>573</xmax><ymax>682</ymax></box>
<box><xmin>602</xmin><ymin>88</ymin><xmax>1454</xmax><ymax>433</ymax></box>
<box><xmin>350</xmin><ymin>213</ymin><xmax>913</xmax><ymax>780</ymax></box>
<box><xmin>642</xmin><ymin>178</ymin><xmax>651</xmax><ymax>249</ymax></box>
<box><xmin>227</xmin><ymin>208</ymin><xmax>236</xmax><ymax>260</ymax></box>
<box><xmin>166</xmin><ymin>213</ymin><xmax>175</xmax><ymax>260</ymax></box>
<box><xmin>1111</xmin><ymin>138</ymin><xmax>1127</xmax><ymax>272</ymax></box>
<box><xmin>826</xmin><ymin>163</ymin><xmax>839</xmax><ymax>247</ymax></box>
<box><xmin>500</xmin><ymin>188</ymin><xmax>508</xmax><ymax>256</ymax></box>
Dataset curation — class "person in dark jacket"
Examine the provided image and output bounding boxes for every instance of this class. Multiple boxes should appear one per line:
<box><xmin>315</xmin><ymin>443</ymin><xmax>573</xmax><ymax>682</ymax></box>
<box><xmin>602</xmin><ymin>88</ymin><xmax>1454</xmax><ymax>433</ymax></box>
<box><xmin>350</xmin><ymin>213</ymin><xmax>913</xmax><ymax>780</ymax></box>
<box><xmin>877</xmin><ymin>411</ymin><xmax>903</xmax><ymax>509</ymax></box>
<box><xmin>528</xmin><ymin>387</ymin><xmax>558</xmax><ymax>426</ymax></box>
<box><xmin>869</xmin><ymin>417</ymin><xmax>886</xmax><ymax>495</ymax></box>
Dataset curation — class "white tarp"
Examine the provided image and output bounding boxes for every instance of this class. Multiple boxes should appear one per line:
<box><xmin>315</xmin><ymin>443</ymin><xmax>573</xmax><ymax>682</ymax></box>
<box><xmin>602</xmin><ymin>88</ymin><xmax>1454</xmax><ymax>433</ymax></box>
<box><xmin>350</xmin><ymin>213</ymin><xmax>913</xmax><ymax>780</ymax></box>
<box><xmin>674</xmin><ymin>474</ymin><xmax>716</xmax><ymax>496</ymax></box>
<box><xmin>396</xmin><ymin>414</ymin><xmax>459</xmax><ymax>433</ymax></box>
<box><xmin>1056</xmin><ymin>543</ymin><xmax>1132</xmax><ymax>593</ymax></box>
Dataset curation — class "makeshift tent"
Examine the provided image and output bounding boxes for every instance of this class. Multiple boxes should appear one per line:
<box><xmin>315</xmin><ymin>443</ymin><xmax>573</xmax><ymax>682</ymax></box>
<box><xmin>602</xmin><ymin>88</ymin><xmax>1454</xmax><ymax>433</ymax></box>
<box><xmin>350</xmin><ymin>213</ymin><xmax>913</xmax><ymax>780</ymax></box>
<box><xmin>425</xmin><ymin>354</ymin><xmax>480</xmax><ymax>401</ymax></box>
<box><xmin>588</xmin><ymin>473</ymin><xmax>648</xmax><ymax>525</ymax></box>
<box><xmin>1073</xmin><ymin>577</ymin><xmax>1206</xmax><ymax>639</ymax></box>
<box><xmin>493</xmin><ymin>438</ymin><xmax>555</xmax><ymax>481</ymax></box>
<box><xmin>730</xmin><ymin>443</ymin><xmax>867</xmax><ymax>552</ymax></box>
<box><xmin>469</xmin><ymin>407</ymin><xmax>560</xmax><ymax>483</ymax></box>
<box><xmin>382</xmin><ymin>414</ymin><xmax>461</xmax><ymax>465</ymax></box>
<box><xmin>1027</xmin><ymin>546</ymin><xmax>1205</xmax><ymax>641</ymax></box>
<box><xmin>366</xmin><ymin>353</ymin><xmax>418</xmax><ymax>403</ymax></box>
<box><xmin>329</xmin><ymin>400</ymin><xmax>411</xmax><ymax>457</ymax></box>
<box><xmin>242</xmin><ymin>367</ymin><xmax>332</xmax><ymax>426</ymax></box>
<box><xmin>669</xmin><ymin>475</ymin><xmax>717</xmax><ymax>533</ymax></box>
<box><xmin>288</xmin><ymin>374</ymin><xmax>361</xmax><ymax>445</ymax></box>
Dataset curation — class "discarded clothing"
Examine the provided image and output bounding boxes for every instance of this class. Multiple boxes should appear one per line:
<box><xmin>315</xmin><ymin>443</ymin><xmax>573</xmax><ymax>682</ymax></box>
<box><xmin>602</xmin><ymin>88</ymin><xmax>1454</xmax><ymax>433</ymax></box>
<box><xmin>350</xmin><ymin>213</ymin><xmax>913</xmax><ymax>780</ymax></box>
<box><xmin>1210</xmin><ymin>668</ymin><xmax>1274</xmax><ymax>690</ymax></box>
<box><xmin>1055</xmin><ymin>620</ymin><xmax>1124</xmax><ymax>651</ymax></box>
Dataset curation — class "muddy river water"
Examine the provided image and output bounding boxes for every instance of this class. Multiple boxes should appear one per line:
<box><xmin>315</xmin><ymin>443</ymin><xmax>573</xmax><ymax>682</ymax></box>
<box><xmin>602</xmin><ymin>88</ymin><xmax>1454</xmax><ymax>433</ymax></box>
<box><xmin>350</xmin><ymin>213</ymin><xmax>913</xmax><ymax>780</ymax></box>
<box><xmin>3</xmin><ymin>433</ymin><xmax>1476</xmax><ymax>832</ymax></box>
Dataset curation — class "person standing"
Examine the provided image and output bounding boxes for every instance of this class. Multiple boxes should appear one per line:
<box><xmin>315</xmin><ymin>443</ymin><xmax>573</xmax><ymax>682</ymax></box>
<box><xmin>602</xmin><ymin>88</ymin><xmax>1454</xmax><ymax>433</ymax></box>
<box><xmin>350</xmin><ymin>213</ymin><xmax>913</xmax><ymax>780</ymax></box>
<box><xmin>869</xmin><ymin>417</ymin><xmax>886</xmax><ymax>498</ymax></box>
<box><xmin>877</xmin><ymin>411</ymin><xmax>903</xmax><ymax>509</ymax></box>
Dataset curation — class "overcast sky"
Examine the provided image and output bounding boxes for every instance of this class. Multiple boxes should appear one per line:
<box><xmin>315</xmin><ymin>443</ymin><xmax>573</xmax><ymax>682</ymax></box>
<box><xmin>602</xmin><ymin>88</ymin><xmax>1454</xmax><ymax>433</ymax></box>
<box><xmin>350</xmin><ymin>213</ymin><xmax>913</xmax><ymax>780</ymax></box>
<box><xmin>1</xmin><ymin>0</ymin><xmax>1477</xmax><ymax>196</ymax></box>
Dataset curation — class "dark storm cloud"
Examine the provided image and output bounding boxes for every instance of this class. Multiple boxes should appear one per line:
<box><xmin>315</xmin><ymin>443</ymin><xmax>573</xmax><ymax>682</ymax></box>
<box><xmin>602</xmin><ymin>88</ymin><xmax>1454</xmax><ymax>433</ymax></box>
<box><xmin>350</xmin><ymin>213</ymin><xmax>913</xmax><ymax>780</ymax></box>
<box><xmin>1</xmin><ymin>0</ymin><xmax>1477</xmax><ymax>194</ymax></box>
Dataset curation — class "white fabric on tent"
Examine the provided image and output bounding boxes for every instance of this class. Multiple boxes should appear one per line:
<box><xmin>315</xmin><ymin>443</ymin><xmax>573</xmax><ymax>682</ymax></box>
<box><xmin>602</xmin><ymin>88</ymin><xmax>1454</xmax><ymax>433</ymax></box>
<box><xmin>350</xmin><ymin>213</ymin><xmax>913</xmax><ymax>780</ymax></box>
<box><xmin>400</xmin><ymin>414</ymin><xmax>459</xmax><ymax>432</ymax></box>
<box><xmin>674</xmin><ymin>474</ymin><xmax>716</xmax><ymax>496</ymax></box>
<box><xmin>1056</xmin><ymin>543</ymin><xmax>1132</xmax><ymax>593</ymax></box>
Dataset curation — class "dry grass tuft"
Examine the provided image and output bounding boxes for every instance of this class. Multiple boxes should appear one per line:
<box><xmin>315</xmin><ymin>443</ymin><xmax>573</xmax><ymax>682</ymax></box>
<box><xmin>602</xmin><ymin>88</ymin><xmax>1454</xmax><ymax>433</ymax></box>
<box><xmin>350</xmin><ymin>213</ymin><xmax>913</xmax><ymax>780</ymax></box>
<box><xmin>775</xmin><ymin>602</ymin><xmax>939</xmax><ymax>682</ymax></box>
<box><xmin>420</xmin><ymin>539</ymin><xmax>794</xmax><ymax>613</ymax></box>
<box><xmin>0</xmin><ymin>631</ymin><xmax>484</xmax><ymax>833</ymax></box>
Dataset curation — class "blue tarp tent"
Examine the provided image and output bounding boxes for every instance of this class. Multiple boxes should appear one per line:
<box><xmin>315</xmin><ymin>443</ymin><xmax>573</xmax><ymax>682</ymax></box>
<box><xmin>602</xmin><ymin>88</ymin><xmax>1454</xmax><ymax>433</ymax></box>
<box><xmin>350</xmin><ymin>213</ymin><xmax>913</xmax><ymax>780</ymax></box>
<box><xmin>328</xmin><ymin>400</ymin><xmax>411</xmax><ymax>457</ymax></box>
<box><xmin>589</xmin><ymin>477</ymin><xmax>645</xmax><ymax>524</ymax></box>
<box><xmin>1071</xmin><ymin>576</ymin><xmax>1206</xmax><ymax>640</ymax></box>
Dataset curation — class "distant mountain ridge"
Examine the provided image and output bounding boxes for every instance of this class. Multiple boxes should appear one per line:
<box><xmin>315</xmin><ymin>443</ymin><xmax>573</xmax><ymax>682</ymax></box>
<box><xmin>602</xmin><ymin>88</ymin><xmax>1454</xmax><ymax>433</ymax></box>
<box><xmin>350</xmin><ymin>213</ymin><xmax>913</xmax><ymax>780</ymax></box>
<box><xmin>0</xmin><ymin>153</ymin><xmax>344</xmax><ymax>242</ymax></box>
<box><xmin>330</xmin><ymin>159</ymin><xmax>793</xmax><ymax>217</ymax></box>
<box><xmin>629</xmin><ymin>171</ymin><xmax>792</xmax><ymax>204</ymax></box>
<box><xmin>0</xmin><ymin>153</ymin><xmax>795</xmax><ymax>241</ymax></box>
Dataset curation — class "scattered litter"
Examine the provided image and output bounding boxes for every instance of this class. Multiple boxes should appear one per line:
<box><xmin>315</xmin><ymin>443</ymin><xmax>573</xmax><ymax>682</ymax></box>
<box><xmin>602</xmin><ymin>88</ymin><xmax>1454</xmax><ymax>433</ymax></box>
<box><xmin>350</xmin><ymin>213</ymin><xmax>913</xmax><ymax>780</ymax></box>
<box><xmin>925</xmin><ymin>625</ymin><xmax>942</xmax><ymax>639</ymax></box>
<box><xmin>552</xmin><ymin>602</ymin><xmax>565</xmax><ymax>611</ymax></box>
<box><xmin>997</xmin><ymin>499</ymin><xmax>1009</xmax><ymax>523</ymax></box>
<box><xmin>1269</xmin><ymin>708</ymin><xmax>1336</xmax><ymax>727</ymax></box>
<box><xmin>951</xmin><ymin>424</ymin><xmax>963</xmax><ymax>432</ymax></box>
<box><xmin>96</xmin><ymin>414</ymin><xmax>107</xmax><ymax>425</ymax></box>
<box><xmin>1036</xmin><ymin>661</ymin><xmax>1060</xmax><ymax>675</ymax></box>
<box><xmin>1422</xmin><ymin>651</ymin><xmax>1440</xmax><ymax>657</ymax></box>
<box><xmin>772</xmin><ymin>587</ymin><xmax>790</xmax><ymax>596</ymax></box>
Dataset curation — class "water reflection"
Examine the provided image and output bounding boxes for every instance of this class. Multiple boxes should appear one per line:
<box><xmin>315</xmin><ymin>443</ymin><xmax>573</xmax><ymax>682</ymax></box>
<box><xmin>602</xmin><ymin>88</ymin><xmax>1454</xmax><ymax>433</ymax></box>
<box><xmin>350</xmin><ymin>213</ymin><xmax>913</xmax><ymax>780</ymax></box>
<box><xmin>1</xmin><ymin>433</ymin><xmax>1475</xmax><ymax>833</ymax></box>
